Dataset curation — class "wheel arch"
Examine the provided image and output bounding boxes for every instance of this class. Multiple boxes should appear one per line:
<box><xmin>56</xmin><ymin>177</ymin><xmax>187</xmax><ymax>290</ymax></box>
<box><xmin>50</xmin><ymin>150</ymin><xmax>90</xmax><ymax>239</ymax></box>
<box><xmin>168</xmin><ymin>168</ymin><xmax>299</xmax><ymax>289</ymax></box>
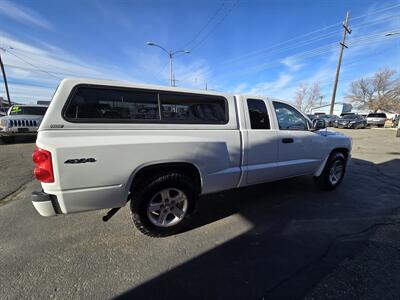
<box><xmin>314</xmin><ymin>147</ymin><xmax>350</xmax><ymax>177</ymax></box>
<box><xmin>125</xmin><ymin>161</ymin><xmax>203</xmax><ymax>200</ymax></box>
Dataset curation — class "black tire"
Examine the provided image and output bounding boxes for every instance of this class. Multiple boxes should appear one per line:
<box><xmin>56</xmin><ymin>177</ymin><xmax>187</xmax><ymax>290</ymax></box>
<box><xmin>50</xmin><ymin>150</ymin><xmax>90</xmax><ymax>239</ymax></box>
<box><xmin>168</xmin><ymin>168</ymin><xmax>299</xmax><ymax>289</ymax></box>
<box><xmin>314</xmin><ymin>152</ymin><xmax>346</xmax><ymax>190</ymax></box>
<box><xmin>130</xmin><ymin>172</ymin><xmax>197</xmax><ymax>237</ymax></box>
<box><xmin>1</xmin><ymin>136</ymin><xmax>15</xmax><ymax>143</ymax></box>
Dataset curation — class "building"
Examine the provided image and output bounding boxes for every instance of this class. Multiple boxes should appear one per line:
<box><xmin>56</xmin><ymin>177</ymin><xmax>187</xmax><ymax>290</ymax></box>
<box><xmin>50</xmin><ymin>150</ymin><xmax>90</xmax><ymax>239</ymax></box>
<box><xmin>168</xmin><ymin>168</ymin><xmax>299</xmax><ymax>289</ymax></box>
<box><xmin>37</xmin><ymin>100</ymin><xmax>51</xmax><ymax>106</ymax></box>
<box><xmin>310</xmin><ymin>102</ymin><xmax>352</xmax><ymax>116</ymax></box>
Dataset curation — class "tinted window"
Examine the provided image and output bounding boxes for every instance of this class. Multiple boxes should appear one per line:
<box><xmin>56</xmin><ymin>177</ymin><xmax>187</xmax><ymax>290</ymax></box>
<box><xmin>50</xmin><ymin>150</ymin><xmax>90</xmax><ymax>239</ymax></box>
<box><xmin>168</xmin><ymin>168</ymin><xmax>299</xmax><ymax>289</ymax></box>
<box><xmin>367</xmin><ymin>113</ymin><xmax>386</xmax><ymax>118</ymax></box>
<box><xmin>342</xmin><ymin>115</ymin><xmax>358</xmax><ymax>120</ymax></box>
<box><xmin>247</xmin><ymin>99</ymin><xmax>270</xmax><ymax>129</ymax></box>
<box><xmin>64</xmin><ymin>87</ymin><xmax>159</xmax><ymax>121</ymax></box>
<box><xmin>273</xmin><ymin>101</ymin><xmax>308</xmax><ymax>130</ymax></box>
<box><xmin>10</xmin><ymin>106</ymin><xmax>47</xmax><ymax>116</ymax></box>
<box><xmin>159</xmin><ymin>93</ymin><xmax>227</xmax><ymax>124</ymax></box>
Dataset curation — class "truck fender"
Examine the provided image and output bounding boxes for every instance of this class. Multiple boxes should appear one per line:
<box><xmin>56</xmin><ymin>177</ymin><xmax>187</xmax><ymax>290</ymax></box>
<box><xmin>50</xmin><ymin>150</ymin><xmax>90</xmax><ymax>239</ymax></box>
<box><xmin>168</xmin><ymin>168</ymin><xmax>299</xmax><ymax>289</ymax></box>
<box><xmin>313</xmin><ymin>155</ymin><xmax>329</xmax><ymax>177</ymax></box>
<box><xmin>123</xmin><ymin>160</ymin><xmax>204</xmax><ymax>202</ymax></box>
<box><xmin>313</xmin><ymin>148</ymin><xmax>351</xmax><ymax>177</ymax></box>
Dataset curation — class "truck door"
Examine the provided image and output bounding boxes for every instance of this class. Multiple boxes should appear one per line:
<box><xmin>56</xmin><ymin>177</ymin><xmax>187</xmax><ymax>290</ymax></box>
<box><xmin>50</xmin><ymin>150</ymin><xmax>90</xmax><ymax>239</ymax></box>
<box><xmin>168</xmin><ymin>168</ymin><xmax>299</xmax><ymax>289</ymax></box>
<box><xmin>244</xmin><ymin>98</ymin><xmax>280</xmax><ymax>184</ymax></box>
<box><xmin>271</xmin><ymin>101</ymin><xmax>322</xmax><ymax>178</ymax></box>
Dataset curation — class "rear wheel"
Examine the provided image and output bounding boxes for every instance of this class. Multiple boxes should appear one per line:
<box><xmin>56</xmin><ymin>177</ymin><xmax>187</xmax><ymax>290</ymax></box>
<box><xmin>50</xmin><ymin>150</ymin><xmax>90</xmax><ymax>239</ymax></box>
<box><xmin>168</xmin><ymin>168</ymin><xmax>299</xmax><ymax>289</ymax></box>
<box><xmin>130</xmin><ymin>172</ymin><xmax>197</xmax><ymax>237</ymax></box>
<box><xmin>314</xmin><ymin>152</ymin><xmax>346</xmax><ymax>190</ymax></box>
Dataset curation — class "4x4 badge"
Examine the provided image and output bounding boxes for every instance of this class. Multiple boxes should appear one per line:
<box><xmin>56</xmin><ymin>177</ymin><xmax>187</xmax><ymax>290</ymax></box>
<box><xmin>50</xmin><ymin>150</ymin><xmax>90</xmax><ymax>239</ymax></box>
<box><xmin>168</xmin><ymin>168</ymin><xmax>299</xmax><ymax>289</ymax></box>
<box><xmin>64</xmin><ymin>158</ymin><xmax>96</xmax><ymax>164</ymax></box>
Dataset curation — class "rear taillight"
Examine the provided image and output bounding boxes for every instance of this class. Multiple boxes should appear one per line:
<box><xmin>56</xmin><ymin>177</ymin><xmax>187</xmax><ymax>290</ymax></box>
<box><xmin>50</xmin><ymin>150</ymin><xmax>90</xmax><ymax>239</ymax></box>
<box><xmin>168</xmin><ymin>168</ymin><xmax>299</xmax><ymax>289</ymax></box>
<box><xmin>32</xmin><ymin>146</ymin><xmax>54</xmax><ymax>183</ymax></box>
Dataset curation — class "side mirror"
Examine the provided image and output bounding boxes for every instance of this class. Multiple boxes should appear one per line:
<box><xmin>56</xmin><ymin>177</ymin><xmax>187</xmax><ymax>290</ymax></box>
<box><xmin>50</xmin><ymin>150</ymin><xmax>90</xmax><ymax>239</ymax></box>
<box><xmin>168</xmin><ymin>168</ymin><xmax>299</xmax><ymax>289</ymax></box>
<box><xmin>313</xmin><ymin>119</ymin><xmax>326</xmax><ymax>130</ymax></box>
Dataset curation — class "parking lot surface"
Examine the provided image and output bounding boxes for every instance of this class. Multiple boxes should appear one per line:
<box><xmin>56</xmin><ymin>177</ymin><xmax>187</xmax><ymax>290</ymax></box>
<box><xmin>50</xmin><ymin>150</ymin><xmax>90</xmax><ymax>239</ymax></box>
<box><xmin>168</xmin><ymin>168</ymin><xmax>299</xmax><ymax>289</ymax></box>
<box><xmin>1</xmin><ymin>129</ymin><xmax>399</xmax><ymax>299</ymax></box>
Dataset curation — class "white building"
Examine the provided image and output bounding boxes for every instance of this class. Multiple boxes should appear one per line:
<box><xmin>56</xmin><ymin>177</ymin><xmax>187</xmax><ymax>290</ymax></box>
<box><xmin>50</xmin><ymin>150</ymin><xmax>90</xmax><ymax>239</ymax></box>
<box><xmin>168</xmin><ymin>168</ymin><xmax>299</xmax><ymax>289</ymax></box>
<box><xmin>310</xmin><ymin>102</ymin><xmax>352</xmax><ymax>116</ymax></box>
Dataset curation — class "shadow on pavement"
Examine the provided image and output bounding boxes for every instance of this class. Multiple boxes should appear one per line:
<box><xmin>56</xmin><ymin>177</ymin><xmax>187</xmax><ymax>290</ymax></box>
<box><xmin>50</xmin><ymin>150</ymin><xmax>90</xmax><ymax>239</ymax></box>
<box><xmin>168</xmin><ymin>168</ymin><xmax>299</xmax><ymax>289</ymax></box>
<box><xmin>116</xmin><ymin>158</ymin><xmax>400</xmax><ymax>300</ymax></box>
<box><xmin>0</xmin><ymin>136</ymin><xmax>36</xmax><ymax>145</ymax></box>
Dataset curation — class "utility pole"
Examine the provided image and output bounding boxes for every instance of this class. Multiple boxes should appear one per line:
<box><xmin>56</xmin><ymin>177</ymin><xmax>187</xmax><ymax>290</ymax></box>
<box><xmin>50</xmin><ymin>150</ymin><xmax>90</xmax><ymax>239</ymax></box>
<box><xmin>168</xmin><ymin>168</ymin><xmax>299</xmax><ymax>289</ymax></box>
<box><xmin>0</xmin><ymin>50</ymin><xmax>11</xmax><ymax>106</ymax></box>
<box><xmin>319</xmin><ymin>95</ymin><xmax>323</xmax><ymax>106</ymax></box>
<box><xmin>330</xmin><ymin>12</ymin><xmax>351</xmax><ymax>115</ymax></box>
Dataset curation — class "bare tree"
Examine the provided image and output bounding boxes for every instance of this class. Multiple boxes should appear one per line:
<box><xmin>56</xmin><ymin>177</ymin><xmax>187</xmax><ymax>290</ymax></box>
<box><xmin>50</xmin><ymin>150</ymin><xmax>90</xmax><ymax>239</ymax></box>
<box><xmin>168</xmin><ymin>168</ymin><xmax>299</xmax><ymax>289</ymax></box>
<box><xmin>294</xmin><ymin>83</ymin><xmax>307</xmax><ymax>111</ymax></box>
<box><xmin>345</xmin><ymin>68</ymin><xmax>400</xmax><ymax>113</ymax></box>
<box><xmin>294</xmin><ymin>82</ymin><xmax>321</xmax><ymax>112</ymax></box>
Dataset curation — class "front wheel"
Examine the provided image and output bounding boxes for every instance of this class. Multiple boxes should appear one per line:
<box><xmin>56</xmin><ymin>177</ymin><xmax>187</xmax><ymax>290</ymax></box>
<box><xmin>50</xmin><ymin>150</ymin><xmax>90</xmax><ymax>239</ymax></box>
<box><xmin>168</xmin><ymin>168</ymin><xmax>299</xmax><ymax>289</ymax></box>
<box><xmin>130</xmin><ymin>173</ymin><xmax>197</xmax><ymax>237</ymax></box>
<box><xmin>314</xmin><ymin>152</ymin><xmax>346</xmax><ymax>190</ymax></box>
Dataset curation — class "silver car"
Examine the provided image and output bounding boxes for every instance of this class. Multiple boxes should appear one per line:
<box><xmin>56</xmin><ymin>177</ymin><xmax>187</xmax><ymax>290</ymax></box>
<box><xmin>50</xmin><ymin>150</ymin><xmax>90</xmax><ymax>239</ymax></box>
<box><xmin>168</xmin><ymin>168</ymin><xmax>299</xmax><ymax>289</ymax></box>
<box><xmin>366</xmin><ymin>113</ymin><xmax>387</xmax><ymax>127</ymax></box>
<box><xmin>0</xmin><ymin>105</ymin><xmax>48</xmax><ymax>143</ymax></box>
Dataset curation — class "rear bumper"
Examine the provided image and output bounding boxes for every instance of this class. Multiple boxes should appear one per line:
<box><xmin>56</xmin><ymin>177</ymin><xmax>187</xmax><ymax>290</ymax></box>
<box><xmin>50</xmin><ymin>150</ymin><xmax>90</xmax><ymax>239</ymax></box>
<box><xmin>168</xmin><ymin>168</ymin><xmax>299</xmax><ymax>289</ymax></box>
<box><xmin>337</xmin><ymin>124</ymin><xmax>353</xmax><ymax>128</ymax></box>
<box><xmin>367</xmin><ymin>120</ymin><xmax>385</xmax><ymax>125</ymax></box>
<box><xmin>31</xmin><ymin>191</ymin><xmax>61</xmax><ymax>216</ymax></box>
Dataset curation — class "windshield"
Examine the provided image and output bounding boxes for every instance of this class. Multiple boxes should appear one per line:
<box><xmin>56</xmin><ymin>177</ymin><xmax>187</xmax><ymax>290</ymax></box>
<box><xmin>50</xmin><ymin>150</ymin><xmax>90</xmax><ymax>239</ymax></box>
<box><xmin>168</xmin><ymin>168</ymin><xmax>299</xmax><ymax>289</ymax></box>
<box><xmin>9</xmin><ymin>106</ymin><xmax>47</xmax><ymax>116</ymax></box>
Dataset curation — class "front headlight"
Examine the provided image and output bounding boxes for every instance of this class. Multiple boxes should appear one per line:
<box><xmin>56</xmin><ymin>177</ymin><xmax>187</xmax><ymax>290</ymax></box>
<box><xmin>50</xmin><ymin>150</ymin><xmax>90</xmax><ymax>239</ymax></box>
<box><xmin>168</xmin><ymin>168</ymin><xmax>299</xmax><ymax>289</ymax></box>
<box><xmin>350</xmin><ymin>121</ymin><xmax>356</xmax><ymax>124</ymax></box>
<box><xmin>0</xmin><ymin>118</ymin><xmax>7</xmax><ymax>128</ymax></box>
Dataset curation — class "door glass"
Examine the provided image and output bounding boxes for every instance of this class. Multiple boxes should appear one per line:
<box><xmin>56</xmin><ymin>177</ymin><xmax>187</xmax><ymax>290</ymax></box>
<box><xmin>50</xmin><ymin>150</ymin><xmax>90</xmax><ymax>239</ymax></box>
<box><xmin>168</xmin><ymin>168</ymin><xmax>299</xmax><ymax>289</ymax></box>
<box><xmin>273</xmin><ymin>101</ymin><xmax>308</xmax><ymax>130</ymax></box>
<box><xmin>247</xmin><ymin>99</ymin><xmax>270</xmax><ymax>129</ymax></box>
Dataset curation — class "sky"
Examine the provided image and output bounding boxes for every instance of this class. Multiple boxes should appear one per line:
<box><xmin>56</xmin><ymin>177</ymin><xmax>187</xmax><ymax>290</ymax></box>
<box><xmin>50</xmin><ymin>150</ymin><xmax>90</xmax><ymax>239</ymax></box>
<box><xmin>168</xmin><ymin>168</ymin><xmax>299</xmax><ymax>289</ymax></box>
<box><xmin>0</xmin><ymin>0</ymin><xmax>399</xmax><ymax>105</ymax></box>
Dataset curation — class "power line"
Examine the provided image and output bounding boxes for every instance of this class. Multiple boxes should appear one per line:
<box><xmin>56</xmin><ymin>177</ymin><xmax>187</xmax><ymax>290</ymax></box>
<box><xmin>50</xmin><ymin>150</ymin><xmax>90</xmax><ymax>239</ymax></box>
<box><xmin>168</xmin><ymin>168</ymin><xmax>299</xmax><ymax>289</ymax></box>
<box><xmin>206</xmin><ymin>29</ymin><xmax>400</xmax><ymax>83</ymax></box>
<box><xmin>209</xmin><ymin>12</ymin><xmax>400</xmax><ymax>72</ymax></box>
<box><xmin>5</xmin><ymin>49</ymin><xmax>61</xmax><ymax>79</ymax></box>
<box><xmin>190</xmin><ymin>0</ymin><xmax>239</xmax><ymax>51</ymax></box>
<box><xmin>351</xmin><ymin>2</ymin><xmax>400</xmax><ymax>21</ymax></box>
<box><xmin>4</xmin><ymin>63</ymin><xmax>77</xmax><ymax>77</ymax></box>
<box><xmin>195</xmin><ymin>3</ymin><xmax>400</xmax><ymax>79</ymax></box>
<box><xmin>183</xmin><ymin>1</ymin><xmax>227</xmax><ymax>49</ymax></box>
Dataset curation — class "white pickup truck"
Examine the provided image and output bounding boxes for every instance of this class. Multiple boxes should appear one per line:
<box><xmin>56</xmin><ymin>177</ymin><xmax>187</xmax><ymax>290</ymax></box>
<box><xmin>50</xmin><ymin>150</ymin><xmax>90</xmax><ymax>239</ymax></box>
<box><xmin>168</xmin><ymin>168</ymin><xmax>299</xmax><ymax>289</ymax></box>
<box><xmin>32</xmin><ymin>78</ymin><xmax>352</xmax><ymax>236</ymax></box>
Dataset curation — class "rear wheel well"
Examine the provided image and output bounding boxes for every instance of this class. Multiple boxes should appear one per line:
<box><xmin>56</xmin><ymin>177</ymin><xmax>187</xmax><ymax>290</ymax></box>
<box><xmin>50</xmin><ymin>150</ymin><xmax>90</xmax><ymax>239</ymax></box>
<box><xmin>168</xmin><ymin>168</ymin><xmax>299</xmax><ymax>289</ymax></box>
<box><xmin>131</xmin><ymin>162</ymin><xmax>202</xmax><ymax>194</ymax></box>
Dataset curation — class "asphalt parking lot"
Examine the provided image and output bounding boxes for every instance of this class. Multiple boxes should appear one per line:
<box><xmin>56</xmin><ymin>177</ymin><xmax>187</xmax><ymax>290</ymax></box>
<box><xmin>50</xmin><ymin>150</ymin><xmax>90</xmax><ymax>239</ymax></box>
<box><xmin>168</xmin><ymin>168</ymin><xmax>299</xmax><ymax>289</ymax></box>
<box><xmin>1</xmin><ymin>128</ymin><xmax>399</xmax><ymax>299</ymax></box>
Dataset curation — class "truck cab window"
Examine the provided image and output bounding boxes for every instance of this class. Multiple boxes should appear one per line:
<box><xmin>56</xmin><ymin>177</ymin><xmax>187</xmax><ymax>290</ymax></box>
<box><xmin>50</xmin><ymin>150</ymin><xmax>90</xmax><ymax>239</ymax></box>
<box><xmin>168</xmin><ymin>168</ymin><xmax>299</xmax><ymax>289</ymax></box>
<box><xmin>273</xmin><ymin>101</ymin><xmax>308</xmax><ymax>130</ymax></box>
<box><xmin>247</xmin><ymin>99</ymin><xmax>270</xmax><ymax>129</ymax></box>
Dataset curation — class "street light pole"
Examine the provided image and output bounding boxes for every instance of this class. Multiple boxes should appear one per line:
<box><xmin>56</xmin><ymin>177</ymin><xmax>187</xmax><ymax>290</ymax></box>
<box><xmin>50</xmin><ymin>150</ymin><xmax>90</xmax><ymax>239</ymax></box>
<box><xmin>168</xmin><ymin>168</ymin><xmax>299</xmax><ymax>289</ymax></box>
<box><xmin>169</xmin><ymin>52</ymin><xmax>173</xmax><ymax>87</ymax></box>
<box><xmin>147</xmin><ymin>42</ymin><xmax>190</xmax><ymax>87</ymax></box>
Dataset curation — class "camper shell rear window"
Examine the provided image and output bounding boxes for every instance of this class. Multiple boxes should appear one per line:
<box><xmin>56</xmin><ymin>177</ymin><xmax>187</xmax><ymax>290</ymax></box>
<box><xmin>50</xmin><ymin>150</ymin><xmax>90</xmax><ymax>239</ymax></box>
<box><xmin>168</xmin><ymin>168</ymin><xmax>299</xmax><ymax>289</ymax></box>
<box><xmin>63</xmin><ymin>85</ymin><xmax>228</xmax><ymax>124</ymax></box>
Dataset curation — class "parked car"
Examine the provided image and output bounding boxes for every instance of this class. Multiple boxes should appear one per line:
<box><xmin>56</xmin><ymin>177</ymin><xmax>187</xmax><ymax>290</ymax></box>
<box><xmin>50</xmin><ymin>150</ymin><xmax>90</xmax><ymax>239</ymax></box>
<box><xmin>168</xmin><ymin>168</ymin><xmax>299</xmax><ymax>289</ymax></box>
<box><xmin>0</xmin><ymin>104</ymin><xmax>48</xmax><ymax>143</ymax></box>
<box><xmin>366</xmin><ymin>113</ymin><xmax>387</xmax><ymax>127</ymax></box>
<box><xmin>31</xmin><ymin>78</ymin><xmax>352</xmax><ymax>237</ymax></box>
<box><xmin>319</xmin><ymin>114</ymin><xmax>340</xmax><ymax>127</ymax></box>
<box><xmin>307</xmin><ymin>114</ymin><xmax>318</xmax><ymax>121</ymax></box>
<box><xmin>334</xmin><ymin>114</ymin><xmax>367</xmax><ymax>129</ymax></box>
